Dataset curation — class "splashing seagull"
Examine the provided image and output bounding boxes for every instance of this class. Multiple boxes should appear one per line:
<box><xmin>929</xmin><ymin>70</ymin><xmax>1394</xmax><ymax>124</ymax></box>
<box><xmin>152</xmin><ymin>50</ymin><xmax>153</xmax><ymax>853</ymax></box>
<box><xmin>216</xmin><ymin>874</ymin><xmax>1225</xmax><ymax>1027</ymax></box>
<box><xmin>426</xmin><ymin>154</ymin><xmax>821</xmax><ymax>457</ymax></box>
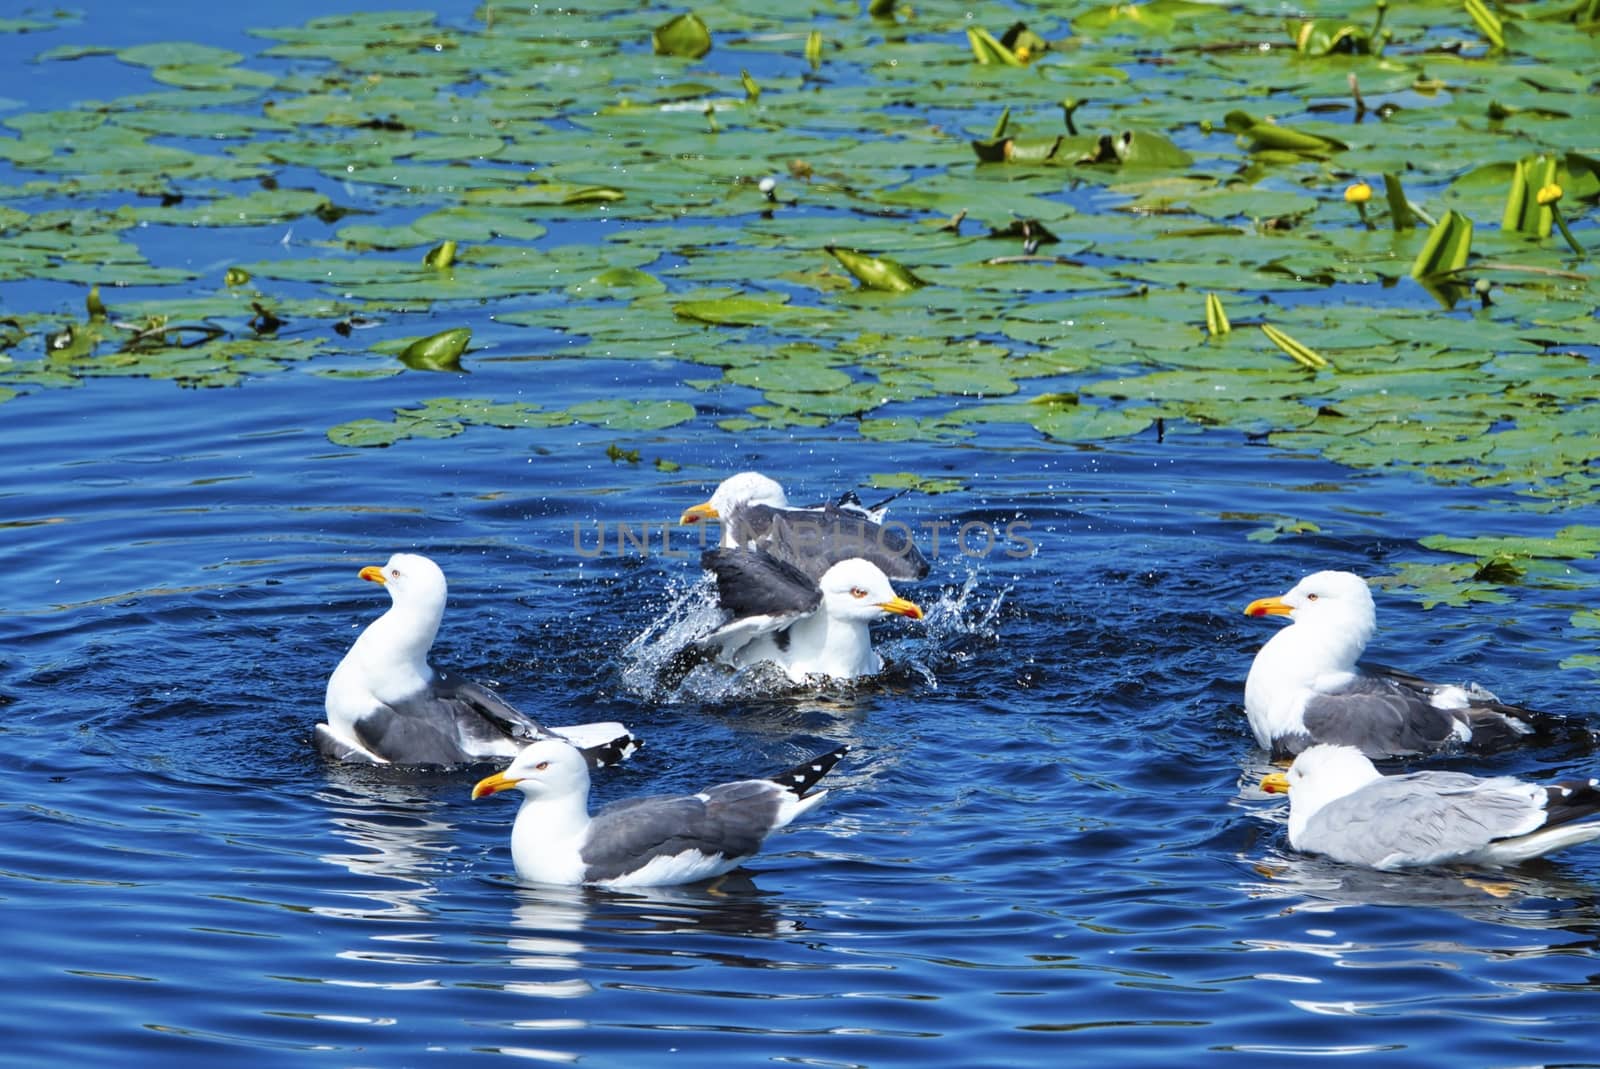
<box><xmin>679</xmin><ymin>471</ymin><xmax>930</xmax><ymax>581</ymax></box>
<box><xmin>1261</xmin><ymin>744</ymin><xmax>1600</xmax><ymax>870</ymax></box>
<box><xmin>1242</xmin><ymin>569</ymin><xmax>1576</xmax><ymax>759</ymax></box>
<box><xmin>320</xmin><ymin>553</ymin><xmax>639</xmax><ymax>766</ymax></box>
<box><xmin>698</xmin><ymin>548</ymin><xmax>923</xmax><ymax>682</ymax></box>
<box><xmin>472</xmin><ymin>739</ymin><xmax>849</xmax><ymax>887</ymax></box>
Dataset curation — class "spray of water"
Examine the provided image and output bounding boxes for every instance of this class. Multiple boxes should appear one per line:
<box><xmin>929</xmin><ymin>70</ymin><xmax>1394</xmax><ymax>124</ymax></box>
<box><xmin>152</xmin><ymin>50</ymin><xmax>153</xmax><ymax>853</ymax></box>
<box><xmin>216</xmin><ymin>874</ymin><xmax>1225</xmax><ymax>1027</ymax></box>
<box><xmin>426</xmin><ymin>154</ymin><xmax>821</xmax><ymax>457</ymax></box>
<box><xmin>614</xmin><ymin>566</ymin><xmax>1008</xmax><ymax>704</ymax></box>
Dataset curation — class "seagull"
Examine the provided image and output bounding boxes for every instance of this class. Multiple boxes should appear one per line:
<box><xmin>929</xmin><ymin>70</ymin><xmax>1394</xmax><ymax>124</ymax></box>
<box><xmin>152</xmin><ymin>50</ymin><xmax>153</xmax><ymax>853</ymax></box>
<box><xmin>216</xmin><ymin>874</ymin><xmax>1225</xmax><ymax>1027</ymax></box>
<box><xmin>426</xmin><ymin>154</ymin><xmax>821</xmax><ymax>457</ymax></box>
<box><xmin>698</xmin><ymin>548</ymin><xmax>923</xmax><ymax>682</ymax></box>
<box><xmin>471</xmin><ymin>739</ymin><xmax>849</xmax><ymax>887</ymax></box>
<box><xmin>679</xmin><ymin>471</ymin><xmax>929</xmax><ymax>581</ymax></box>
<box><xmin>1261</xmin><ymin>744</ymin><xmax>1600</xmax><ymax>869</ymax></box>
<box><xmin>1242</xmin><ymin>569</ymin><xmax>1573</xmax><ymax>759</ymax></box>
<box><xmin>320</xmin><ymin>553</ymin><xmax>639</xmax><ymax>766</ymax></box>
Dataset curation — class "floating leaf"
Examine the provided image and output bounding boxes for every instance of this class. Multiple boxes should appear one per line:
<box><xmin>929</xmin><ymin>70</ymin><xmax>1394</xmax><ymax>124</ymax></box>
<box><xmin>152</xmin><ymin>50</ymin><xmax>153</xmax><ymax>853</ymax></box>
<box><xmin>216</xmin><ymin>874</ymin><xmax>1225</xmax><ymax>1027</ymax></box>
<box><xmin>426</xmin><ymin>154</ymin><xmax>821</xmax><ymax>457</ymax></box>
<box><xmin>1420</xmin><ymin>526</ymin><xmax>1600</xmax><ymax>561</ymax></box>
<box><xmin>825</xmin><ymin>246</ymin><xmax>928</xmax><ymax>292</ymax></box>
<box><xmin>868</xmin><ymin>472</ymin><xmax>967</xmax><ymax>495</ymax></box>
<box><xmin>673</xmin><ymin>294</ymin><xmax>833</xmax><ymax>327</ymax></box>
<box><xmin>1223</xmin><ymin>111</ymin><xmax>1348</xmax><ymax>154</ymax></box>
<box><xmin>566</xmin><ymin>398</ymin><xmax>696</xmax><ymax>430</ymax></box>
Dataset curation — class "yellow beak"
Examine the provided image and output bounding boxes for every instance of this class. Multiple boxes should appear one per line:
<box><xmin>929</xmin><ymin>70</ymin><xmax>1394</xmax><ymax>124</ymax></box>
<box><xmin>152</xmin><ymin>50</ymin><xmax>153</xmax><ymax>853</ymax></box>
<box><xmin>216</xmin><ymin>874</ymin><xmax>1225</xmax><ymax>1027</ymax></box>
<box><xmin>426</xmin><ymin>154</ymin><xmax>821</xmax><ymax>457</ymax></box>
<box><xmin>471</xmin><ymin>770</ymin><xmax>520</xmax><ymax>800</ymax></box>
<box><xmin>879</xmin><ymin>596</ymin><xmax>924</xmax><ymax>621</ymax></box>
<box><xmin>1260</xmin><ymin>771</ymin><xmax>1291</xmax><ymax>794</ymax></box>
<box><xmin>679</xmin><ymin>501</ymin><xmax>719</xmax><ymax>525</ymax></box>
<box><xmin>359</xmin><ymin>565</ymin><xmax>386</xmax><ymax>585</ymax></box>
<box><xmin>1244</xmin><ymin>595</ymin><xmax>1292</xmax><ymax>618</ymax></box>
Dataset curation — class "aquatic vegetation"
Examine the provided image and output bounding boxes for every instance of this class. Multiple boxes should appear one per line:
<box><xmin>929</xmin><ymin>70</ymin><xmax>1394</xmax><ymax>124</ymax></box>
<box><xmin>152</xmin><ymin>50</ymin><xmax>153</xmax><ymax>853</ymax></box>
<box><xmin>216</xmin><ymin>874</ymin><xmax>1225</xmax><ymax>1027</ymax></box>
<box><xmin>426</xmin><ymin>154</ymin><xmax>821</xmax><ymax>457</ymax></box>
<box><xmin>0</xmin><ymin>1</ymin><xmax>1594</xmax><ymax>589</ymax></box>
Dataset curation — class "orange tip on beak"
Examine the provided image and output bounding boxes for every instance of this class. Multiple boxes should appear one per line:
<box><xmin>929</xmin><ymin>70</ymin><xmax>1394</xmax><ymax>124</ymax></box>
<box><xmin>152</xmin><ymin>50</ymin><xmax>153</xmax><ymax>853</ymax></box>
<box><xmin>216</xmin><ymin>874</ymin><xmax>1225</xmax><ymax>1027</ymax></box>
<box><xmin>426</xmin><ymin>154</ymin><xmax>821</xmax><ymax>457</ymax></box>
<box><xmin>359</xmin><ymin>565</ymin><xmax>386</xmax><ymax>585</ymax></box>
<box><xmin>1260</xmin><ymin>772</ymin><xmax>1291</xmax><ymax>794</ymax></box>
<box><xmin>880</xmin><ymin>596</ymin><xmax>924</xmax><ymax>621</ymax></box>
<box><xmin>1244</xmin><ymin>595</ymin><xmax>1292</xmax><ymax>618</ymax></box>
<box><xmin>679</xmin><ymin>502</ymin><xmax>719</xmax><ymax>525</ymax></box>
<box><xmin>471</xmin><ymin>771</ymin><xmax>519</xmax><ymax>800</ymax></box>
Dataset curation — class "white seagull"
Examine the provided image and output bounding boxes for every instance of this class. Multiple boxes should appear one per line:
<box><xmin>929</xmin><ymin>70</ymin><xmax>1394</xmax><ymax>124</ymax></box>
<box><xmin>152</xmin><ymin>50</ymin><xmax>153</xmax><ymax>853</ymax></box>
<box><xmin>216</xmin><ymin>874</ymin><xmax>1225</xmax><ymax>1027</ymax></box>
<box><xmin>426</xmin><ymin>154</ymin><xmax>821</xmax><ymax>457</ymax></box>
<box><xmin>471</xmin><ymin>738</ymin><xmax>848</xmax><ymax>887</ymax></box>
<box><xmin>680</xmin><ymin>471</ymin><xmax>929</xmax><ymax>581</ymax></box>
<box><xmin>1261</xmin><ymin>744</ymin><xmax>1600</xmax><ymax>870</ymax></box>
<box><xmin>1242</xmin><ymin>569</ymin><xmax>1570</xmax><ymax>759</ymax></box>
<box><xmin>698</xmin><ymin>548</ymin><xmax>923</xmax><ymax>682</ymax></box>
<box><xmin>321</xmin><ymin>553</ymin><xmax>638</xmax><ymax>766</ymax></box>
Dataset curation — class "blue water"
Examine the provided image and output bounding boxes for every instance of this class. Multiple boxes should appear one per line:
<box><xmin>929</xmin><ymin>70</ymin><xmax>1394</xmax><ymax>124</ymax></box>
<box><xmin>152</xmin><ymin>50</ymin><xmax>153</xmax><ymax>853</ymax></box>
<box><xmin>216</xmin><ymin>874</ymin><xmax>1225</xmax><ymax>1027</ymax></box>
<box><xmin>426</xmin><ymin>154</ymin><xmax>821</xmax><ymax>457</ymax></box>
<box><xmin>6</xmin><ymin>6</ymin><xmax>1600</xmax><ymax>1067</ymax></box>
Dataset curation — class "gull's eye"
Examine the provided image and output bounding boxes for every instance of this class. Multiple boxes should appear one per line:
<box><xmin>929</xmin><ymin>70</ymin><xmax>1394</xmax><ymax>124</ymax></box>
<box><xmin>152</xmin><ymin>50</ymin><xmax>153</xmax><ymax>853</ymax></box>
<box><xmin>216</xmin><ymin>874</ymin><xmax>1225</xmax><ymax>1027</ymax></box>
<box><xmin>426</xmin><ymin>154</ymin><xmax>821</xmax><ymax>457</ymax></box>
<box><xmin>535</xmin><ymin>761</ymin><xmax>549</xmax><ymax>771</ymax></box>
<box><xmin>850</xmin><ymin>587</ymin><xmax>868</xmax><ymax>599</ymax></box>
<box><xmin>1306</xmin><ymin>593</ymin><xmax>1318</xmax><ymax>601</ymax></box>
<box><xmin>390</xmin><ymin>568</ymin><xmax>401</xmax><ymax>578</ymax></box>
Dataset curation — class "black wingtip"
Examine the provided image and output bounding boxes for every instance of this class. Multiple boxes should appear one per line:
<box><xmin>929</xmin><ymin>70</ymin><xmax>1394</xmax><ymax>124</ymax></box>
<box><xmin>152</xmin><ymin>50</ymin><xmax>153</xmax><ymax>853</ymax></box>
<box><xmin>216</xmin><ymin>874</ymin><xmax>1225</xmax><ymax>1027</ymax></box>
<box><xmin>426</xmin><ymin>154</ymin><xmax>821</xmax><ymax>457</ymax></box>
<box><xmin>582</xmin><ymin>733</ymin><xmax>644</xmax><ymax>771</ymax></box>
<box><xmin>771</xmin><ymin>744</ymin><xmax>850</xmax><ymax>797</ymax></box>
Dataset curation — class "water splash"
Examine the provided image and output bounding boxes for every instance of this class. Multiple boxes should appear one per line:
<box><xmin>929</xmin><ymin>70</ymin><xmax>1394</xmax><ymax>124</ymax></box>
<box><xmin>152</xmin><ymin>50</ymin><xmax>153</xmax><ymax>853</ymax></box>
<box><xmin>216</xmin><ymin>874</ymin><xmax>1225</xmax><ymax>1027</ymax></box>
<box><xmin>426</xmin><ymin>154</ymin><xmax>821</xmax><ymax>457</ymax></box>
<box><xmin>614</xmin><ymin>566</ymin><xmax>1009</xmax><ymax>703</ymax></box>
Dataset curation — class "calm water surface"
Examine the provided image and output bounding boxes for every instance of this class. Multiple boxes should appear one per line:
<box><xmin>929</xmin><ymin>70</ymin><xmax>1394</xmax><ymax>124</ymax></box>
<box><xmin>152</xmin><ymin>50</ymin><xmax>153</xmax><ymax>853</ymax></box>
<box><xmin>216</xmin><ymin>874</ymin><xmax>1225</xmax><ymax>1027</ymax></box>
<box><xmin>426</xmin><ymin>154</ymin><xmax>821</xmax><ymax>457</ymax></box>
<box><xmin>5</xmin><ymin>5</ymin><xmax>1600</xmax><ymax>1067</ymax></box>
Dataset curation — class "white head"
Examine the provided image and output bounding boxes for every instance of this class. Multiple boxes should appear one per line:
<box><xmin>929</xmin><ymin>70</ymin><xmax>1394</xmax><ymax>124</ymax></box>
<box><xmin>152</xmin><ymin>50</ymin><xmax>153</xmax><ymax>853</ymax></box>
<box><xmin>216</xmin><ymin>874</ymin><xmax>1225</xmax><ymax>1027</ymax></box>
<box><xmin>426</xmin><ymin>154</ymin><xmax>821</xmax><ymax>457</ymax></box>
<box><xmin>1262</xmin><ymin>743</ymin><xmax>1384</xmax><ymax>841</ymax></box>
<box><xmin>1245</xmin><ymin>570</ymin><xmax>1376</xmax><ymax>651</ymax></box>
<box><xmin>817</xmin><ymin>558</ymin><xmax>924</xmax><ymax>624</ymax></box>
<box><xmin>362</xmin><ymin>552</ymin><xmax>448</xmax><ymax>623</ymax></box>
<box><xmin>680</xmin><ymin>471</ymin><xmax>788</xmax><ymax>526</ymax></box>
<box><xmin>471</xmin><ymin>738</ymin><xmax>593</xmax><ymax>803</ymax></box>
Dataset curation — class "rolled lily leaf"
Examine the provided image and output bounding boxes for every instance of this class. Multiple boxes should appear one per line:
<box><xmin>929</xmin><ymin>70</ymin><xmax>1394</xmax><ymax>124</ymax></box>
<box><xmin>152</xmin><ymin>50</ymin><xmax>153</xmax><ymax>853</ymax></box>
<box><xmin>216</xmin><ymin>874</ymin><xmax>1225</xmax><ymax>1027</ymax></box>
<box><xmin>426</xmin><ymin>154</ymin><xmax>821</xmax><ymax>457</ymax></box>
<box><xmin>1204</xmin><ymin>292</ymin><xmax>1230</xmax><ymax>337</ymax></box>
<box><xmin>653</xmin><ymin>13</ymin><xmax>711</xmax><ymax>59</ymax></box>
<box><xmin>804</xmin><ymin>30</ymin><xmax>822</xmax><ymax>69</ymax></box>
<box><xmin>399</xmin><ymin>326</ymin><xmax>471</xmax><ymax>372</ymax></box>
<box><xmin>1410</xmin><ymin>209</ymin><xmax>1475</xmax><ymax>308</ymax></box>
<box><xmin>1260</xmin><ymin>324</ymin><xmax>1328</xmax><ymax>370</ymax></box>
<box><xmin>740</xmin><ymin>68</ymin><xmax>760</xmax><ymax>102</ymax></box>
<box><xmin>1502</xmin><ymin>155</ymin><xmax>1556</xmax><ymax>237</ymax></box>
<box><xmin>1295</xmin><ymin>21</ymin><xmax>1370</xmax><ymax>55</ymax></box>
<box><xmin>86</xmin><ymin>285</ymin><xmax>107</xmax><ymax>322</ymax></box>
<box><xmin>1411</xmin><ymin>210</ymin><xmax>1474</xmax><ymax>279</ymax></box>
<box><xmin>224</xmin><ymin>266</ymin><xmax>251</xmax><ymax>287</ymax></box>
<box><xmin>423</xmin><ymin>240</ymin><xmax>457</xmax><ymax>269</ymax></box>
<box><xmin>868</xmin><ymin>0</ymin><xmax>895</xmax><ymax>17</ymax></box>
<box><xmin>968</xmin><ymin>27</ymin><xmax>1025</xmax><ymax>66</ymax></box>
<box><xmin>1000</xmin><ymin>22</ymin><xmax>1049</xmax><ymax>61</ymax></box>
<box><xmin>1224</xmin><ymin>110</ymin><xmax>1348</xmax><ymax>154</ymax></box>
<box><xmin>1381</xmin><ymin>173</ymin><xmax>1417</xmax><ymax>230</ymax></box>
<box><xmin>1465</xmin><ymin>0</ymin><xmax>1506</xmax><ymax>51</ymax></box>
<box><xmin>825</xmin><ymin>245</ymin><xmax>928</xmax><ymax>292</ymax></box>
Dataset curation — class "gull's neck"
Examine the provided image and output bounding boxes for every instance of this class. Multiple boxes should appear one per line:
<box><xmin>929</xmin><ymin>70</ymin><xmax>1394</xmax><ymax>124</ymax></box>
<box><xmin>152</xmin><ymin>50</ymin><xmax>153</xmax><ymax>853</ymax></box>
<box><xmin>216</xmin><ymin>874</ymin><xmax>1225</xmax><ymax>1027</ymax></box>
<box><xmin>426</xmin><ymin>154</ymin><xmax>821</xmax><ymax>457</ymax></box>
<box><xmin>1244</xmin><ymin>611</ymin><xmax>1372</xmax><ymax>746</ymax></box>
<box><xmin>510</xmin><ymin>788</ymin><xmax>593</xmax><ymax>884</ymax></box>
<box><xmin>782</xmin><ymin>610</ymin><xmax>880</xmax><ymax>681</ymax></box>
<box><xmin>350</xmin><ymin>598</ymin><xmax>442</xmax><ymax>699</ymax></box>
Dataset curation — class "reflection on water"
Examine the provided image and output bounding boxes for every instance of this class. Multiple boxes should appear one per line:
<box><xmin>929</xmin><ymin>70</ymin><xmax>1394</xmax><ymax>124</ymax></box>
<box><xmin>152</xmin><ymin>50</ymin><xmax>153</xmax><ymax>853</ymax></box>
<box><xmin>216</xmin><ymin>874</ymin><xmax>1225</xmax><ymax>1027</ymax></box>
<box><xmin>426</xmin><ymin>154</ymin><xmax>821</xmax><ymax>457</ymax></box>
<box><xmin>312</xmin><ymin>769</ymin><xmax>467</xmax><ymax>922</ymax></box>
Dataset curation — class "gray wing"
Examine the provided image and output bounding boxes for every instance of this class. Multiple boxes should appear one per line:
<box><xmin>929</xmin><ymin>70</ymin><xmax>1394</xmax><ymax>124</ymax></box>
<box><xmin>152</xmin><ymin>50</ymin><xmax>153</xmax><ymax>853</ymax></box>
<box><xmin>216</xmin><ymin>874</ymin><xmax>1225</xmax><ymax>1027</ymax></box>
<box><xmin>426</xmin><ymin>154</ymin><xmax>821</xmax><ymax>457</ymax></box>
<box><xmin>583</xmin><ymin>782</ymin><xmax>783</xmax><ymax>882</ymax></box>
<box><xmin>348</xmin><ymin>669</ymin><xmax>555</xmax><ymax>766</ymax></box>
<box><xmin>738</xmin><ymin>503</ymin><xmax>930</xmax><ymax>582</ymax></box>
<box><xmin>1302</xmin><ymin>772</ymin><xmax>1546</xmax><ymax>868</ymax></box>
<box><xmin>1289</xmin><ymin>663</ymin><xmax>1562</xmax><ymax>759</ymax></box>
<box><xmin>701</xmin><ymin>548</ymin><xmax>821</xmax><ymax>620</ymax></box>
<box><xmin>1293</xmin><ymin>671</ymin><xmax>1466</xmax><ymax>759</ymax></box>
